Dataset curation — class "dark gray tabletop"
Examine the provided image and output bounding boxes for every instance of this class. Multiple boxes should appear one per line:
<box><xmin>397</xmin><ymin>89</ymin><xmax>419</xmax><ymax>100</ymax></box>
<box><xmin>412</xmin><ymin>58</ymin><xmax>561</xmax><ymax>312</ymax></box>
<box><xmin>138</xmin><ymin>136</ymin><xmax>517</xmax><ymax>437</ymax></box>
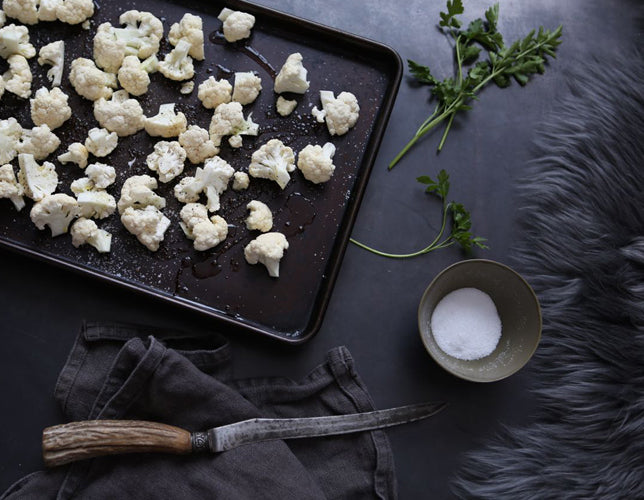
<box><xmin>1</xmin><ymin>1</ymin><xmax>641</xmax><ymax>497</ymax></box>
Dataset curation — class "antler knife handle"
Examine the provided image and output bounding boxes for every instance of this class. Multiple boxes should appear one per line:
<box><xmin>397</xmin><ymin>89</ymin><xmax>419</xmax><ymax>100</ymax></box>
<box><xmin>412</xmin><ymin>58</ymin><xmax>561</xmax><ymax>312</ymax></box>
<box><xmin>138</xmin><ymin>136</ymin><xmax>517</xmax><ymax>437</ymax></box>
<box><xmin>42</xmin><ymin>420</ymin><xmax>197</xmax><ymax>467</ymax></box>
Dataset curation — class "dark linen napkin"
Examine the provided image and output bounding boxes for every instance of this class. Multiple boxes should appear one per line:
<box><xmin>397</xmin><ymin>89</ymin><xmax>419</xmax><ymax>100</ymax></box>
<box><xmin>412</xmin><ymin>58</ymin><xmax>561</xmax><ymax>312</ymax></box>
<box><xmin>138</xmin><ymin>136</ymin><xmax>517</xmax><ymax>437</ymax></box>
<box><xmin>1</xmin><ymin>322</ymin><xmax>396</xmax><ymax>499</ymax></box>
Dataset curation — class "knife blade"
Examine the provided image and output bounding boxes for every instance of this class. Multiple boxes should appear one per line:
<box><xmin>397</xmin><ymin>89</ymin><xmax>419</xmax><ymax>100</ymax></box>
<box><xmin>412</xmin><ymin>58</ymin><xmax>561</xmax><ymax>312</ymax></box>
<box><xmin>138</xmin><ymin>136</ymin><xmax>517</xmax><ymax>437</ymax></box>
<box><xmin>42</xmin><ymin>401</ymin><xmax>446</xmax><ymax>467</ymax></box>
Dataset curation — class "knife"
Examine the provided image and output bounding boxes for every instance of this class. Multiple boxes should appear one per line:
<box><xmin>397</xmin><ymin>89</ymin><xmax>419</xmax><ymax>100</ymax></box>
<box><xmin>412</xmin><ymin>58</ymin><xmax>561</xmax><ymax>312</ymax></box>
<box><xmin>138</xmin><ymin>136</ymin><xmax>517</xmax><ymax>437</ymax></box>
<box><xmin>42</xmin><ymin>401</ymin><xmax>446</xmax><ymax>467</ymax></box>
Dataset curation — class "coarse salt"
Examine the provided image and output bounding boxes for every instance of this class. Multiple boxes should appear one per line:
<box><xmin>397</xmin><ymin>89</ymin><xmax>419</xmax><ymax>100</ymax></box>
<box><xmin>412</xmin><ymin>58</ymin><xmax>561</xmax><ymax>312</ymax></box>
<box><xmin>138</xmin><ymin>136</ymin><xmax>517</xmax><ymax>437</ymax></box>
<box><xmin>430</xmin><ymin>287</ymin><xmax>502</xmax><ymax>360</ymax></box>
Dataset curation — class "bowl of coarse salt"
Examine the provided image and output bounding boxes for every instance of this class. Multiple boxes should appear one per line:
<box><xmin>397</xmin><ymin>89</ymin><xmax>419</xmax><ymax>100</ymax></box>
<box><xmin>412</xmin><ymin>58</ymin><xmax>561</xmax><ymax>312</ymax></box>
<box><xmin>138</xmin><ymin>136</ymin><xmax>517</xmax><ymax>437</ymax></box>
<box><xmin>418</xmin><ymin>259</ymin><xmax>541</xmax><ymax>382</ymax></box>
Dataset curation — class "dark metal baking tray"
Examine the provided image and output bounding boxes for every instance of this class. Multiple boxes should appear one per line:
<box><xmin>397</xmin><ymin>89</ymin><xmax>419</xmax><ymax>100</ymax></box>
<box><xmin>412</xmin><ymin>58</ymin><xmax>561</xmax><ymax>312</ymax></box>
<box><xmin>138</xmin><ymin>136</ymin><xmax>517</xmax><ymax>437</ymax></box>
<box><xmin>0</xmin><ymin>0</ymin><xmax>402</xmax><ymax>343</ymax></box>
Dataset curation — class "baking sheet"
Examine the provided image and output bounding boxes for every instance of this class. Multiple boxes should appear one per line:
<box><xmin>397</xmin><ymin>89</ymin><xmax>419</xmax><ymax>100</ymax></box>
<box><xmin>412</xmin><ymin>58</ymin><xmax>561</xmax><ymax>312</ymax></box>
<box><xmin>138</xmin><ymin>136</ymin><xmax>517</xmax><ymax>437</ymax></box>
<box><xmin>0</xmin><ymin>0</ymin><xmax>402</xmax><ymax>343</ymax></box>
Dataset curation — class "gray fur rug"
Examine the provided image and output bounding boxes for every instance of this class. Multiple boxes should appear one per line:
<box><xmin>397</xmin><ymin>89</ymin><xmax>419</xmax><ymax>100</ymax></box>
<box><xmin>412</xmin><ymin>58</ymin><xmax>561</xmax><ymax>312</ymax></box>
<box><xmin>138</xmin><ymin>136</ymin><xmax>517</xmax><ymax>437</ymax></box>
<box><xmin>450</xmin><ymin>58</ymin><xmax>644</xmax><ymax>498</ymax></box>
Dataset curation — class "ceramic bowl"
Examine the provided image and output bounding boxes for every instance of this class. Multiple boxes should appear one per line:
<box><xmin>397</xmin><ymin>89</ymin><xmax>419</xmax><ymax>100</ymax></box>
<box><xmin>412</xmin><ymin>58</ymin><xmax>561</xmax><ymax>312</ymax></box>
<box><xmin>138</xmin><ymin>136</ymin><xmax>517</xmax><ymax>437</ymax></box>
<box><xmin>418</xmin><ymin>259</ymin><xmax>542</xmax><ymax>382</ymax></box>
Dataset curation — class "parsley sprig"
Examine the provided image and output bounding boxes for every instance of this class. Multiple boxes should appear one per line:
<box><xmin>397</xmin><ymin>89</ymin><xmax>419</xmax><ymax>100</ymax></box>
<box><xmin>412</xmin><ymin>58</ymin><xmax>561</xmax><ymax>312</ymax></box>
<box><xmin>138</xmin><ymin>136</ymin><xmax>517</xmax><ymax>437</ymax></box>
<box><xmin>350</xmin><ymin>170</ymin><xmax>487</xmax><ymax>258</ymax></box>
<box><xmin>388</xmin><ymin>0</ymin><xmax>562</xmax><ymax>169</ymax></box>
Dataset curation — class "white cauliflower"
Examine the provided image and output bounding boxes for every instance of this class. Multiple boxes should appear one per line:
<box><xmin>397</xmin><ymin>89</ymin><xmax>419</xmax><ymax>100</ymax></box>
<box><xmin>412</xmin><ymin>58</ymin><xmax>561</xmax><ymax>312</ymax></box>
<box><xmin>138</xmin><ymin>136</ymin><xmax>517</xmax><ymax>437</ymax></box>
<box><xmin>30</xmin><ymin>87</ymin><xmax>71</xmax><ymax>130</ymax></box>
<box><xmin>248</xmin><ymin>139</ymin><xmax>295</xmax><ymax>190</ymax></box>
<box><xmin>217</xmin><ymin>8</ymin><xmax>255</xmax><ymax>43</ymax></box>
<box><xmin>0</xmin><ymin>117</ymin><xmax>22</xmax><ymax>164</ymax></box>
<box><xmin>232</xmin><ymin>171</ymin><xmax>249</xmax><ymax>191</ymax></box>
<box><xmin>76</xmin><ymin>190</ymin><xmax>116</xmax><ymax>219</ymax></box>
<box><xmin>37</xmin><ymin>40</ymin><xmax>64</xmax><ymax>87</ymax></box>
<box><xmin>0</xmin><ymin>24</ymin><xmax>36</xmax><ymax>59</ymax></box>
<box><xmin>276</xmin><ymin>96</ymin><xmax>297</xmax><ymax>117</ymax></box>
<box><xmin>118</xmin><ymin>174</ymin><xmax>165</xmax><ymax>214</ymax></box>
<box><xmin>178</xmin><ymin>125</ymin><xmax>218</xmax><ymax>164</ymax></box>
<box><xmin>56</xmin><ymin>0</ymin><xmax>94</xmax><ymax>25</ymax></box>
<box><xmin>246</xmin><ymin>200</ymin><xmax>272</xmax><ymax>232</ymax></box>
<box><xmin>3</xmin><ymin>54</ymin><xmax>32</xmax><ymax>98</ymax></box>
<box><xmin>244</xmin><ymin>232</ymin><xmax>289</xmax><ymax>278</ymax></box>
<box><xmin>85</xmin><ymin>162</ymin><xmax>116</xmax><ymax>189</ymax></box>
<box><xmin>17</xmin><ymin>153</ymin><xmax>57</xmax><ymax>201</ymax></box>
<box><xmin>69</xmin><ymin>58</ymin><xmax>117</xmax><ymax>101</ymax></box>
<box><xmin>179</xmin><ymin>203</ymin><xmax>228</xmax><ymax>251</ymax></box>
<box><xmin>93</xmin><ymin>22</ymin><xmax>125</xmax><ymax>74</ymax></box>
<box><xmin>273</xmin><ymin>53</ymin><xmax>309</xmax><ymax>94</ymax></box>
<box><xmin>57</xmin><ymin>142</ymin><xmax>88</xmax><ymax>169</ymax></box>
<box><xmin>85</xmin><ymin>127</ymin><xmax>118</xmax><ymax>157</ymax></box>
<box><xmin>168</xmin><ymin>13</ymin><xmax>204</xmax><ymax>60</ymax></box>
<box><xmin>144</xmin><ymin>103</ymin><xmax>187</xmax><ymax>138</ymax></box>
<box><xmin>232</xmin><ymin>71</ymin><xmax>261</xmax><ymax>105</ymax></box>
<box><xmin>180</xmin><ymin>81</ymin><xmax>194</xmax><ymax>94</ymax></box>
<box><xmin>159</xmin><ymin>39</ymin><xmax>194</xmax><ymax>81</ymax></box>
<box><xmin>70</xmin><ymin>217</ymin><xmax>111</xmax><ymax>253</ymax></box>
<box><xmin>197</xmin><ymin>76</ymin><xmax>232</xmax><ymax>109</ymax></box>
<box><xmin>120</xmin><ymin>205</ymin><xmax>170</xmax><ymax>252</ymax></box>
<box><xmin>297</xmin><ymin>142</ymin><xmax>336</xmax><ymax>184</ymax></box>
<box><xmin>0</xmin><ymin>163</ymin><xmax>25</xmax><ymax>210</ymax></box>
<box><xmin>208</xmin><ymin>101</ymin><xmax>258</xmax><ymax>147</ymax></box>
<box><xmin>2</xmin><ymin>0</ymin><xmax>38</xmax><ymax>25</ymax></box>
<box><xmin>146</xmin><ymin>140</ymin><xmax>186</xmax><ymax>183</ymax></box>
<box><xmin>18</xmin><ymin>125</ymin><xmax>60</xmax><ymax>160</ymax></box>
<box><xmin>93</xmin><ymin>90</ymin><xmax>145</xmax><ymax>136</ymax></box>
<box><xmin>36</xmin><ymin>0</ymin><xmax>60</xmax><ymax>22</ymax></box>
<box><xmin>312</xmin><ymin>90</ymin><xmax>360</xmax><ymax>136</ymax></box>
<box><xmin>173</xmin><ymin>156</ymin><xmax>234</xmax><ymax>212</ymax></box>
<box><xmin>70</xmin><ymin>177</ymin><xmax>94</xmax><ymax>194</ymax></box>
<box><xmin>0</xmin><ymin>9</ymin><xmax>5</xmax><ymax>27</ymax></box>
<box><xmin>115</xmin><ymin>10</ymin><xmax>163</xmax><ymax>59</ymax></box>
<box><xmin>117</xmin><ymin>55</ymin><xmax>151</xmax><ymax>96</ymax></box>
<box><xmin>30</xmin><ymin>193</ymin><xmax>79</xmax><ymax>236</ymax></box>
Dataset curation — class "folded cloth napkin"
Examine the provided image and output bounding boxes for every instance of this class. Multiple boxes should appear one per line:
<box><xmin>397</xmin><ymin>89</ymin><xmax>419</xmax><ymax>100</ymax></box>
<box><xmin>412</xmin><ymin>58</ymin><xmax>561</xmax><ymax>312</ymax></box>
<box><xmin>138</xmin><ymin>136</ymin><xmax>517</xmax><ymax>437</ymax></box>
<box><xmin>1</xmin><ymin>322</ymin><xmax>396</xmax><ymax>499</ymax></box>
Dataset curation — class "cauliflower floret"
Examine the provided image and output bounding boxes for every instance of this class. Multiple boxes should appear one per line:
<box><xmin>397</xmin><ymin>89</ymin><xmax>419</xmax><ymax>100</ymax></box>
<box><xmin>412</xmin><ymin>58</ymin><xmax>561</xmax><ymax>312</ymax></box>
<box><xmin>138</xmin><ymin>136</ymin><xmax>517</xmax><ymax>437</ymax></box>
<box><xmin>273</xmin><ymin>53</ymin><xmax>309</xmax><ymax>94</ymax></box>
<box><xmin>85</xmin><ymin>162</ymin><xmax>116</xmax><ymax>189</ymax></box>
<box><xmin>180</xmin><ymin>81</ymin><xmax>194</xmax><ymax>94</ymax></box>
<box><xmin>159</xmin><ymin>39</ymin><xmax>194</xmax><ymax>81</ymax></box>
<box><xmin>179</xmin><ymin>203</ymin><xmax>228</xmax><ymax>251</ymax></box>
<box><xmin>17</xmin><ymin>153</ymin><xmax>57</xmax><ymax>201</ymax></box>
<box><xmin>197</xmin><ymin>77</ymin><xmax>232</xmax><ymax>109</ymax></box>
<box><xmin>0</xmin><ymin>163</ymin><xmax>25</xmax><ymax>211</ymax></box>
<box><xmin>297</xmin><ymin>142</ymin><xmax>336</xmax><ymax>184</ymax></box>
<box><xmin>168</xmin><ymin>13</ymin><xmax>204</xmax><ymax>61</ymax></box>
<box><xmin>232</xmin><ymin>171</ymin><xmax>249</xmax><ymax>191</ymax></box>
<box><xmin>276</xmin><ymin>96</ymin><xmax>297</xmax><ymax>117</ymax></box>
<box><xmin>76</xmin><ymin>190</ymin><xmax>116</xmax><ymax>219</ymax></box>
<box><xmin>30</xmin><ymin>193</ymin><xmax>79</xmax><ymax>236</ymax></box>
<box><xmin>115</xmin><ymin>10</ymin><xmax>163</xmax><ymax>59</ymax></box>
<box><xmin>2</xmin><ymin>0</ymin><xmax>38</xmax><ymax>25</ymax></box>
<box><xmin>246</xmin><ymin>200</ymin><xmax>273</xmax><ymax>232</ymax></box>
<box><xmin>69</xmin><ymin>58</ymin><xmax>117</xmax><ymax>101</ymax></box>
<box><xmin>173</xmin><ymin>156</ymin><xmax>234</xmax><ymax>212</ymax></box>
<box><xmin>93</xmin><ymin>90</ymin><xmax>145</xmax><ymax>137</ymax></box>
<box><xmin>248</xmin><ymin>139</ymin><xmax>295</xmax><ymax>190</ymax></box>
<box><xmin>0</xmin><ymin>117</ymin><xmax>22</xmax><ymax>164</ymax></box>
<box><xmin>312</xmin><ymin>90</ymin><xmax>360</xmax><ymax>136</ymax></box>
<box><xmin>208</xmin><ymin>101</ymin><xmax>258</xmax><ymax>147</ymax></box>
<box><xmin>217</xmin><ymin>8</ymin><xmax>255</xmax><ymax>43</ymax></box>
<box><xmin>56</xmin><ymin>0</ymin><xmax>94</xmax><ymax>25</ymax></box>
<box><xmin>3</xmin><ymin>54</ymin><xmax>32</xmax><ymax>98</ymax></box>
<box><xmin>0</xmin><ymin>9</ymin><xmax>5</xmax><ymax>27</ymax></box>
<box><xmin>232</xmin><ymin>71</ymin><xmax>261</xmax><ymax>105</ymax></box>
<box><xmin>18</xmin><ymin>125</ymin><xmax>60</xmax><ymax>160</ymax></box>
<box><xmin>70</xmin><ymin>176</ymin><xmax>94</xmax><ymax>194</ymax></box>
<box><xmin>120</xmin><ymin>205</ymin><xmax>170</xmax><ymax>252</ymax></box>
<box><xmin>117</xmin><ymin>174</ymin><xmax>165</xmax><ymax>214</ymax></box>
<box><xmin>93</xmin><ymin>22</ymin><xmax>125</xmax><ymax>74</ymax></box>
<box><xmin>30</xmin><ymin>87</ymin><xmax>71</xmax><ymax>130</ymax></box>
<box><xmin>85</xmin><ymin>127</ymin><xmax>118</xmax><ymax>157</ymax></box>
<box><xmin>37</xmin><ymin>40</ymin><xmax>64</xmax><ymax>87</ymax></box>
<box><xmin>70</xmin><ymin>217</ymin><xmax>111</xmax><ymax>253</ymax></box>
<box><xmin>37</xmin><ymin>0</ymin><xmax>61</xmax><ymax>22</ymax></box>
<box><xmin>57</xmin><ymin>142</ymin><xmax>88</xmax><ymax>169</ymax></box>
<box><xmin>0</xmin><ymin>24</ymin><xmax>36</xmax><ymax>59</ymax></box>
<box><xmin>117</xmin><ymin>55</ymin><xmax>150</xmax><ymax>96</ymax></box>
<box><xmin>146</xmin><ymin>141</ymin><xmax>186</xmax><ymax>183</ymax></box>
<box><xmin>144</xmin><ymin>103</ymin><xmax>187</xmax><ymax>138</ymax></box>
<box><xmin>244</xmin><ymin>232</ymin><xmax>289</xmax><ymax>278</ymax></box>
<box><xmin>178</xmin><ymin>125</ymin><xmax>218</xmax><ymax>164</ymax></box>
<box><xmin>173</xmin><ymin>176</ymin><xmax>202</xmax><ymax>204</ymax></box>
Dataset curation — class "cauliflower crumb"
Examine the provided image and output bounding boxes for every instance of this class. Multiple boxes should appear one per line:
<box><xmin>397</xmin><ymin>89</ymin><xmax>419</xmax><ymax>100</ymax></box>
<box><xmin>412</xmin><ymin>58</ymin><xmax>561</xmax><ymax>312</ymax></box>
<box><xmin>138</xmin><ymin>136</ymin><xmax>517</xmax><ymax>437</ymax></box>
<box><xmin>179</xmin><ymin>203</ymin><xmax>228</xmax><ymax>251</ymax></box>
<box><xmin>246</xmin><ymin>200</ymin><xmax>272</xmax><ymax>232</ymax></box>
<box><xmin>180</xmin><ymin>81</ymin><xmax>194</xmax><ymax>94</ymax></box>
<box><xmin>120</xmin><ymin>205</ymin><xmax>170</xmax><ymax>252</ymax></box>
<box><xmin>17</xmin><ymin>153</ymin><xmax>58</xmax><ymax>201</ymax></box>
<box><xmin>0</xmin><ymin>163</ymin><xmax>25</xmax><ymax>211</ymax></box>
<box><xmin>146</xmin><ymin>141</ymin><xmax>186</xmax><ymax>183</ymax></box>
<box><xmin>297</xmin><ymin>142</ymin><xmax>336</xmax><ymax>184</ymax></box>
<box><xmin>58</xmin><ymin>142</ymin><xmax>89</xmax><ymax>169</ymax></box>
<box><xmin>30</xmin><ymin>87</ymin><xmax>71</xmax><ymax>130</ymax></box>
<box><xmin>248</xmin><ymin>138</ymin><xmax>295</xmax><ymax>190</ymax></box>
<box><xmin>37</xmin><ymin>40</ymin><xmax>64</xmax><ymax>87</ymax></box>
<box><xmin>232</xmin><ymin>71</ymin><xmax>262</xmax><ymax>105</ymax></box>
<box><xmin>244</xmin><ymin>232</ymin><xmax>289</xmax><ymax>278</ymax></box>
<box><xmin>3</xmin><ymin>54</ymin><xmax>32</xmax><ymax>98</ymax></box>
<box><xmin>70</xmin><ymin>217</ymin><xmax>111</xmax><ymax>253</ymax></box>
<box><xmin>18</xmin><ymin>125</ymin><xmax>60</xmax><ymax>160</ymax></box>
<box><xmin>178</xmin><ymin>125</ymin><xmax>218</xmax><ymax>164</ymax></box>
<box><xmin>232</xmin><ymin>171</ymin><xmax>249</xmax><ymax>191</ymax></box>
<box><xmin>168</xmin><ymin>13</ymin><xmax>204</xmax><ymax>61</ymax></box>
<box><xmin>312</xmin><ymin>90</ymin><xmax>360</xmax><ymax>136</ymax></box>
<box><xmin>197</xmin><ymin>76</ymin><xmax>232</xmax><ymax>109</ymax></box>
<box><xmin>218</xmin><ymin>8</ymin><xmax>255</xmax><ymax>43</ymax></box>
<box><xmin>273</xmin><ymin>52</ymin><xmax>309</xmax><ymax>94</ymax></box>
<box><xmin>69</xmin><ymin>57</ymin><xmax>117</xmax><ymax>101</ymax></box>
<box><xmin>144</xmin><ymin>103</ymin><xmax>187</xmax><ymax>138</ymax></box>
<box><xmin>0</xmin><ymin>117</ymin><xmax>22</xmax><ymax>164</ymax></box>
<box><xmin>93</xmin><ymin>90</ymin><xmax>145</xmax><ymax>136</ymax></box>
<box><xmin>276</xmin><ymin>96</ymin><xmax>297</xmax><ymax>117</ymax></box>
<box><xmin>85</xmin><ymin>128</ymin><xmax>118</xmax><ymax>157</ymax></box>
